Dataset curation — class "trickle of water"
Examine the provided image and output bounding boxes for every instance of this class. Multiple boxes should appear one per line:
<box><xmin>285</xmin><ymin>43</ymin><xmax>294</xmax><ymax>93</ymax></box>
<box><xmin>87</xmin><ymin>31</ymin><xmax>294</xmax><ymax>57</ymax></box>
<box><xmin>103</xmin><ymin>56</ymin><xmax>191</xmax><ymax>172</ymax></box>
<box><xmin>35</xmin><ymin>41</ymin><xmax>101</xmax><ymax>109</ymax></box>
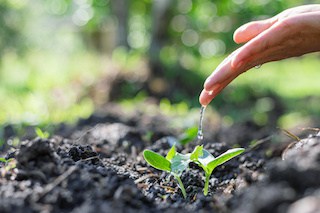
<box><xmin>255</xmin><ymin>64</ymin><xmax>262</xmax><ymax>69</ymax></box>
<box><xmin>197</xmin><ymin>106</ymin><xmax>206</xmax><ymax>141</ymax></box>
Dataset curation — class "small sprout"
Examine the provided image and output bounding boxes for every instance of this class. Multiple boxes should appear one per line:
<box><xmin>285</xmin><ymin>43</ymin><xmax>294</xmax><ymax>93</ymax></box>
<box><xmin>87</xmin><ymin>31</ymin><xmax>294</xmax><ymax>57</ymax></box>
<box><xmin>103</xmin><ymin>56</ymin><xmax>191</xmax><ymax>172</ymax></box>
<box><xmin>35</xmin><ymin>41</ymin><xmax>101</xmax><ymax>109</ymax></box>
<box><xmin>0</xmin><ymin>157</ymin><xmax>15</xmax><ymax>165</ymax></box>
<box><xmin>35</xmin><ymin>127</ymin><xmax>50</xmax><ymax>139</ymax></box>
<box><xmin>192</xmin><ymin>147</ymin><xmax>245</xmax><ymax>196</ymax></box>
<box><xmin>143</xmin><ymin>144</ymin><xmax>245</xmax><ymax>198</ymax></box>
<box><xmin>5</xmin><ymin>158</ymin><xmax>16</xmax><ymax>170</ymax></box>
<box><xmin>178</xmin><ymin>126</ymin><xmax>198</xmax><ymax>145</ymax></box>
<box><xmin>190</xmin><ymin>145</ymin><xmax>204</xmax><ymax>161</ymax></box>
<box><xmin>143</xmin><ymin>145</ymin><xmax>189</xmax><ymax>198</ymax></box>
<box><xmin>0</xmin><ymin>158</ymin><xmax>16</xmax><ymax>177</ymax></box>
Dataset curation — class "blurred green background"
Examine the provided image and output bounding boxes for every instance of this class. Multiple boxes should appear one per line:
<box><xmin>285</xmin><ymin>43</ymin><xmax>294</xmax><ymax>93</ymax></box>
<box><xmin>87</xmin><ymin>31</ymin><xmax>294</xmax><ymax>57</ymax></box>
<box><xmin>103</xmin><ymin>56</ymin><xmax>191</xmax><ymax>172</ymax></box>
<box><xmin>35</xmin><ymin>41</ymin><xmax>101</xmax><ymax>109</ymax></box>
<box><xmin>1</xmin><ymin>0</ymin><xmax>320</xmax><ymax>141</ymax></box>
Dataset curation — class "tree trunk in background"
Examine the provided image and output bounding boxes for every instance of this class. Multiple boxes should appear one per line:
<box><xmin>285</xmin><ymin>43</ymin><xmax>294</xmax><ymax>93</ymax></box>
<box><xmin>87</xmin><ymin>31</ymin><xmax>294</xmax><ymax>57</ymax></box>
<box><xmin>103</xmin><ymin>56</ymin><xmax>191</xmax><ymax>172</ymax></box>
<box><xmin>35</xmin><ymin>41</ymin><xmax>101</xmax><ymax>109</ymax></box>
<box><xmin>148</xmin><ymin>0</ymin><xmax>173</xmax><ymax>96</ymax></box>
<box><xmin>149</xmin><ymin>0</ymin><xmax>172</xmax><ymax>69</ymax></box>
<box><xmin>111</xmin><ymin>0</ymin><xmax>130</xmax><ymax>49</ymax></box>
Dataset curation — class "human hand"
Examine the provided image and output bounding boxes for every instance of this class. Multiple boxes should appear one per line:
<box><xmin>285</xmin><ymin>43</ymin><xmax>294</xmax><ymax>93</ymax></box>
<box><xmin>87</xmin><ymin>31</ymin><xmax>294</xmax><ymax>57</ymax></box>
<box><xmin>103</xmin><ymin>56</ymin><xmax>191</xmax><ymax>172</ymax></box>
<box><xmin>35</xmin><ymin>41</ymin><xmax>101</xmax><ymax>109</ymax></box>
<box><xmin>199</xmin><ymin>4</ymin><xmax>320</xmax><ymax>106</ymax></box>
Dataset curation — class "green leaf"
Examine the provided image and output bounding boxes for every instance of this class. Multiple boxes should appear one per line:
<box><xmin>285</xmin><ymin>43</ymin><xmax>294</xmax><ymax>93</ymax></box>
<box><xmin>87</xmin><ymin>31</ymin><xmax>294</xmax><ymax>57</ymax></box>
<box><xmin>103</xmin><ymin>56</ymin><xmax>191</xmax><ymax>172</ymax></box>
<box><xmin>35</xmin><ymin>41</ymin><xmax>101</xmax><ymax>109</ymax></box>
<box><xmin>198</xmin><ymin>149</ymin><xmax>215</xmax><ymax>167</ymax></box>
<box><xmin>166</xmin><ymin>145</ymin><xmax>176</xmax><ymax>161</ymax></box>
<box><xmin>171</xmin><ymin>153</ymin><xmax>190</xmax><ymax>175</ymax></box>
<box><xmin>35</xmin><ymin>127</ymin><xmax>49</xmax><ymax>139</ymax></box>
<box><xmin>179</xmin><ymin>126</ymin><xmax>198</xmax><ymax>145</ymax></box>
<box><xmin>0</xmin><ymin>158</ymin><xmax>7</xmax><ymax>163</ymax></box>
<box><xmin>207</xmin><ymin>148</ymin><xmax>245</xmax><ymax>172</ymax></box>
<box><xmin>143</xmin><ymin>150</ymin><xmax>171</xmax><ymax>172</ymax></box>
<box><xmin>190</xmin><ymin>145</ymin><xmax>203</xmax><ymax>161</ymax></box>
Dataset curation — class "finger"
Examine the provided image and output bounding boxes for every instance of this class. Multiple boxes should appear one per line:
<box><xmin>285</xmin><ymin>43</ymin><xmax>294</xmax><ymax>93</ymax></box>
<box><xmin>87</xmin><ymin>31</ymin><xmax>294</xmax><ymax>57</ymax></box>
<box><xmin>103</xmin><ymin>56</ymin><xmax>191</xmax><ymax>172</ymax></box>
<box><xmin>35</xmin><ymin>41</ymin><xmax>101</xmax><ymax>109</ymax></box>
<box><xmin>234</xmin><ymin>4</ymin><xmax>320</xmax><ymax>44</ymax></box>
<box><xmin>199</xmin><ymin>87</ymin><xmax>221</xmax><ymax>106</ymax></box>
<box><xmin>200</xmin><ymin>72</ymin><xmax>240</xmax><ymax>106</ymax></box>
<box><xmin>277</xmin><ymin>4</ymin><xmax>320</xmax><ymax>18</ymax></box>
<box><xmin>204</xmin><ymin>49</ymin><xmax>241</xmax><ymax>91</ymax></box>
<box><xmin>231</xmin><ymin>21</ymin><xmax>285</xmax><ymax>69</ymax></box>
<box><xmin>233</xmin><ymin>18</ymin><xmax>277</xmax><ymax>44</ymax></box>
<box><xmin>204</xmin><ymin>64</ymin><xmax>231</xmax><ymax>92</ymax></box>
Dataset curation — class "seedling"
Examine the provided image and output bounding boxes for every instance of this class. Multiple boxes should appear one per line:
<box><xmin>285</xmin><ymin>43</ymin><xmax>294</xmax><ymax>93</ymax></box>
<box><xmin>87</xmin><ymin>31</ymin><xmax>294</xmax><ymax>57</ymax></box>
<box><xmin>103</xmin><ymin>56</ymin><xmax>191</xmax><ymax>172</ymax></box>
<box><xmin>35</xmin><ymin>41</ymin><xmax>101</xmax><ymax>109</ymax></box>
<box><xmin>178</xmin><ymin>126</ymin><xmax>198</xmax><ymax>145</ymax></box>
<box><xmin>0</xmin><ymin>157</ymin><xmax>16</xmax><ymax>177</ymax></box>
<box><xmin>0</xmin><ymin>157</ymin><xmax>15</xmax><ymax>166</ymax></box>
<box><xmin>35</xmin><ymin>127</ymin><xmax>50</xmax><ymax>139</ymax></box>
<box><xmin>143</xmin><ymin>144</ymin><xmax>245</xmax><ymax>198</ymax></box>
<box><xmin>191</xmin><ymin>146</ymin><xmax>245</xmax><ymax>195</ymax></box>
<box><xmin>143</xmin><ymin>145</ymin><xmax>189</xmax><ymax>198</ymax></box>
<box><xmin>0</xmin><ymin>158</ymin><xmax>7</xmax><ymax>163</ymax></box>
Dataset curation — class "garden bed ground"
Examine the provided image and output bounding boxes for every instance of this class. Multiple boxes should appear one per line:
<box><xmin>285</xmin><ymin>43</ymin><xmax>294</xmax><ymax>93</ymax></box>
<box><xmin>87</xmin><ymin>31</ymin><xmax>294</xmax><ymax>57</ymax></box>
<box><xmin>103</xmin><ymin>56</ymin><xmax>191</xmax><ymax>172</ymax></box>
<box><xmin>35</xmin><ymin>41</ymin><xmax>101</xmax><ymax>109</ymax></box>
<box><xmin>0</xmin><ymin>105</ymin><xmax>320</xmax><ymax>213</ymax></box>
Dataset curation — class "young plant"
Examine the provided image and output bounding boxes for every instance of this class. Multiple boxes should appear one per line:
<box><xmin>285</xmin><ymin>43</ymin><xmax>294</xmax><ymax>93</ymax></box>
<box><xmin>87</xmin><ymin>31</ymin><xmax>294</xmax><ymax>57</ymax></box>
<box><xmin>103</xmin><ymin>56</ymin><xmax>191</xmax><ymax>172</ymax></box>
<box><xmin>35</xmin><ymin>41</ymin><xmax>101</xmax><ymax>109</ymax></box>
<box><xmin>0</xmin><ymin>158</ymin><xmax>7</xmax><ymax>163</ymax></box>
<box><xmin>35</xmin><ymin>127</ymin><xmax>50</xmax><ymax>139</ymax></box>
<box><xmin>191</xmin><ymin>146</ymin><xmax>245</xmax><ymax>196</ymax></box>
<box><xmin>143</xmin><ymin>144</ymin><xmax>245</xmax><ymax>198</ymax></box>
<box><xmin>143</xmin><ymin>145</ymin><xmax>190</xmax><ymax>198</ymax></box>
<box><xmin>0</xmin><ymin>157</ymin><xmax>16</xmax><ymax>177</ymax></box>
<box><xmin>178</xmin><ymin>126</ymin><xmax>198</xmax><ymax>145</ymax></box>
<box><xmin>0</xmin><ymin>157</ymin><xmax>15</xmax><ymax>165</ymax></box>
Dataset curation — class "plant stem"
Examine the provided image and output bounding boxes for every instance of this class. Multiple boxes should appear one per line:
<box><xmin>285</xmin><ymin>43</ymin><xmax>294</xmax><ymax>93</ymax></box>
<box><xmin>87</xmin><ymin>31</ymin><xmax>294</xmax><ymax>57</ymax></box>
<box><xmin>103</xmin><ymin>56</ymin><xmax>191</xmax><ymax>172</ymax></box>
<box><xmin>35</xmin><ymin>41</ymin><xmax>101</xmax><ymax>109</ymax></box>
<box><xmin>174</xmin><ymin>175</ymin><xmax>187</xmax><ymax>199</ymax></box>
<box><xmin>204</xmin><ymin>173</ymin><xmax>211</xmax><ymax>196</ymax></box>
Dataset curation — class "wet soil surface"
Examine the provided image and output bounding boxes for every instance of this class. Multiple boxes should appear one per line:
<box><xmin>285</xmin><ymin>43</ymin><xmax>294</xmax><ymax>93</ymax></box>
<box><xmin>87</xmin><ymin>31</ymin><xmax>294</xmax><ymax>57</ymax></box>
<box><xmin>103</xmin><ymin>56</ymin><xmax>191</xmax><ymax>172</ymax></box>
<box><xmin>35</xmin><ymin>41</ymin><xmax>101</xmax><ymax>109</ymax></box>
<box><xmin>1</xmin><ymin>109</ymin><xmax>320</xmax><ymax>213</ymax></box>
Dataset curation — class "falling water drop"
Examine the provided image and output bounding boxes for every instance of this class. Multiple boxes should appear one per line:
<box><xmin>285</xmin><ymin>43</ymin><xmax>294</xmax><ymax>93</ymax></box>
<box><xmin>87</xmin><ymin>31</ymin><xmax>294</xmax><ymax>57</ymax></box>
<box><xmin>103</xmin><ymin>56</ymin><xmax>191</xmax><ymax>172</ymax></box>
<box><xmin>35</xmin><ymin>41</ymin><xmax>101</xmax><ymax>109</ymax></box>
<box><xmin>197</xmin><ymin>106</ymin><xmax>206</xmax><ymax>141</ymax></box>
<box><xmin>255</xmin><ymin>64</ymin><xmax>262</xmax><ymax>69</ymax></box>
<box><xmin>197</xmin><ymin>131</ymin><xmax>203</xmax><ymax>141</ymax></box>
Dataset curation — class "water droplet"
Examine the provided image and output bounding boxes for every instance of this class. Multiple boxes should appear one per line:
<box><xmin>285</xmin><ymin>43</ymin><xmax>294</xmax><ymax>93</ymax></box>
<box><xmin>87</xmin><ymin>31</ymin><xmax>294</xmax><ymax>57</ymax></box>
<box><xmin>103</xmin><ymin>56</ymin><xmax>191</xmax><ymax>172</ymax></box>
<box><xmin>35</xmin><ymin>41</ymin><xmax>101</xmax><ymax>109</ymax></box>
<box><xmin>197</xmin><ymin>131</ymin><xmax>203</xmax><ymax>140</ymax></box>
<box><xmin>197</xmin><ymin>106</ymin><xmax>206</xmax><ymax>141</ymax></box>
<box><xmin>255</xmin><ymin>64</ymin><xmax>262</xmax><ymax>69</ymax></box>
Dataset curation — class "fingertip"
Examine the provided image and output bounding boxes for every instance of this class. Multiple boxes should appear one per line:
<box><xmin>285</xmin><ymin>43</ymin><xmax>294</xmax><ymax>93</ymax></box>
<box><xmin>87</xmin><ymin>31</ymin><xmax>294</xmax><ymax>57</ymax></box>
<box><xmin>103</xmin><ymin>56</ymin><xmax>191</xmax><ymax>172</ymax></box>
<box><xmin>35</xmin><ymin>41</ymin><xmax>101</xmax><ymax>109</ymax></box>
<box><xmin>233</xmin><ymin>26</ymin><xmax>245</xmax><ymax>44</ymax></box>
<box><xmin>199</xmin><ymin>89</ymin><xmax>214</xmax><ymax>106</ymax></box>
<box><xmin>233</xmin><ymin>22</ymin><xmax>254</xmax><ymax>44</ymax></box>
<box><xmin>199</xmin><ymin>98</ymin><xmax>209</xmax><ymax>107</ymax></box>
<box><xmin>199</xmin><ymin>90</ymin><xmax>208</xmax><ymax>106</ymax></box>
<box><xmin>233</xmin><ymin>19</ymin><xmax>275</xmax><ymax>44</ymax></box>
<box><xmin>233</xmin><ymin>35</ymin><xmax>241</xmax><ymax>44</ymax></box>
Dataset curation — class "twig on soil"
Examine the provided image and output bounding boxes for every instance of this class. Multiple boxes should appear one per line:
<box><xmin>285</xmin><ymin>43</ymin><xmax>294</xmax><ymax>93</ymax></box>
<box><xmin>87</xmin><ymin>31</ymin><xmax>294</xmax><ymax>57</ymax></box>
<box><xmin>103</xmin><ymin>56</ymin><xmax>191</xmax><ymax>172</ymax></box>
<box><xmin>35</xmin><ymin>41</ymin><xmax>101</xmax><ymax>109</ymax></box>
<box><xmin>246</xmin><ymin>135</ymin><xmax>273</xmax><ymax>152</ymax></box>
<box><xmin>300</xmin><ymin>127</ymin><xmax>320</xmax><ymax>136</ymax></box>
<box><xmin>35</xmin><ymin>166</ymin><xmax>77</xmax><ymax>202</ymax></box>
<box><xmin>300</xmin><ymin>127</ymin><xmax>320</xmax><ymax>132</ymax></box>
<box><xmin>161</xmin><ymin>185</ymin><xmax>176</xmax><ymax>193</ymax></box>
<box><xmin>135</xmin><ymin>166</ymin><xmax>148</xmax><ymax>172</ymax></box>
<box><xmin>134</xmin><ymin>173</ymin><xmax>158</xmax><ymax>184</ymax></box>
<box><xmin>191</xmin><ymin>194</ymin><xmax>197</xmax><ymax>202</ymax></box>
<box><xmin>280</xmin><ymin>128</ymin><xmax>301</xmax><ymax>142</ymax></box>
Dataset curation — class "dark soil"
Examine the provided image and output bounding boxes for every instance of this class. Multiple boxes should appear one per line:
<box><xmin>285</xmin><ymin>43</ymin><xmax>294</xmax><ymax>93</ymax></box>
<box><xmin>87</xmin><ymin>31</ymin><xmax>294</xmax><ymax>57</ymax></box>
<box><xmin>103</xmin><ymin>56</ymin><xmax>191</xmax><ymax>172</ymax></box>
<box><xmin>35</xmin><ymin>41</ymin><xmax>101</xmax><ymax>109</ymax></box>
<box><xmin>1</xmin><ymin>108</ymin><xmax>320</xmax><ymax>213</ymax></box>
